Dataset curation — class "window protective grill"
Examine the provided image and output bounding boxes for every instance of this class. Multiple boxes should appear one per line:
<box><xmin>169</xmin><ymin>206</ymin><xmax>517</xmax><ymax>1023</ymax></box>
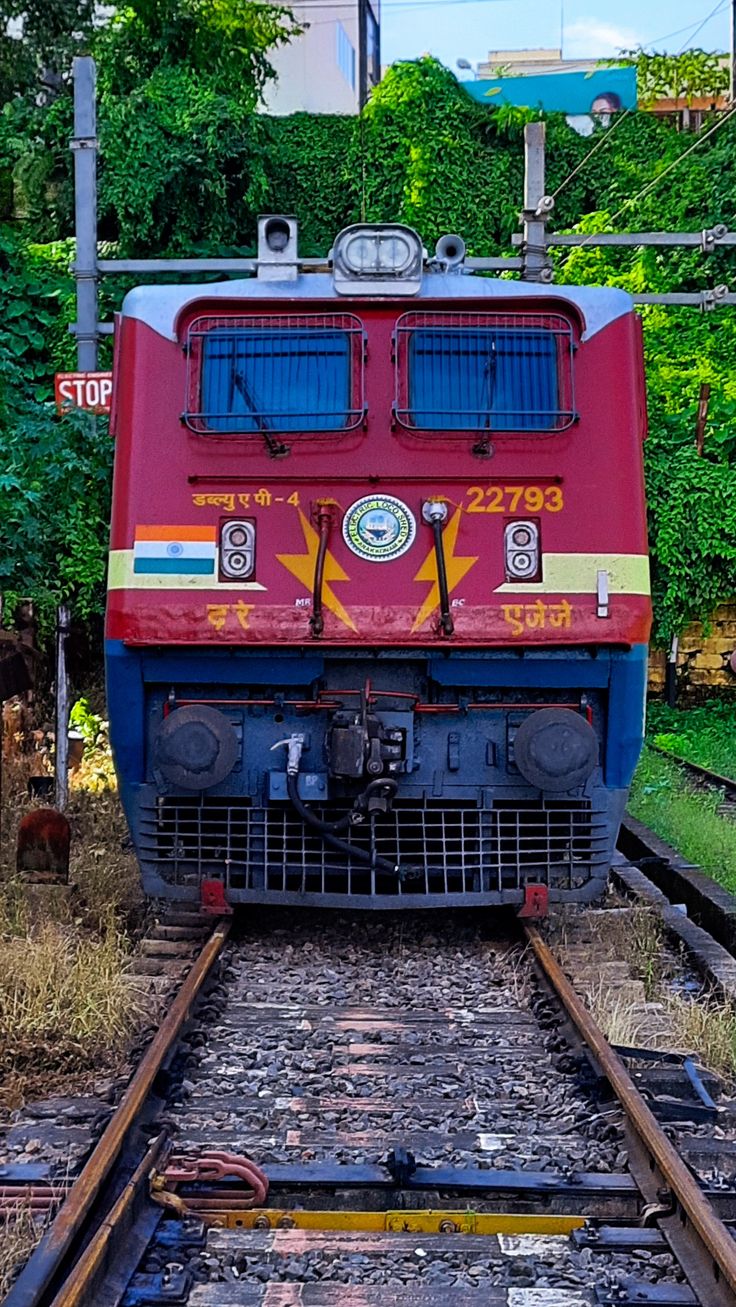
<box><xmin>185</xmin><ymin>313</ymin><xmax>365</xmax><ymax>437</ymax></box>
<box><xmin>394</xmin><ymin>311</ymin><xmax>576</xmax><ymax>436</ymax></box>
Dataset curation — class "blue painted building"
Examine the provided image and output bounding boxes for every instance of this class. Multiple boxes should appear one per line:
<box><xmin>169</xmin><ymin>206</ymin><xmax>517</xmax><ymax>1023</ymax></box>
<box><xmin>462</xmin><ymin>60</ymin><xmax>637</xmax><ymax>119</ymax></box>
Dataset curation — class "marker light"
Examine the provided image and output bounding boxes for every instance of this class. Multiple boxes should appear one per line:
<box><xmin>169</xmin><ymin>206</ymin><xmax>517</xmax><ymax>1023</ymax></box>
<box><xmin>332</xmin><ymin>224</ymin><xmax>424</xmax><ymax>296</ymax></box>
<box><xmin>504</xmin><ymin>519</ymin><xmax>540</xmax><ymax>582</ymax></box>
<box><xmin>220</xmin><ymin>519</ymin><xmax>256</xmax><ymax>580</ymax></box>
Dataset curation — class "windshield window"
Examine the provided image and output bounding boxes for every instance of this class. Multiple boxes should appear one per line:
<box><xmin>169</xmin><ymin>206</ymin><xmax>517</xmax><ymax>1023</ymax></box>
<box><xmin>185</xmin><ymin>315</ymin><xmax>363</xmax><ymax>436</ymax></box>
<box><xmin>201</xmin><ymin>329</ymin><xmax>350</xmax><ymax>433</ymax></box>
<box><xmin>396</xmin><ymin>314</ymin><xmax>575</xmax><ymax>434</ymax></box>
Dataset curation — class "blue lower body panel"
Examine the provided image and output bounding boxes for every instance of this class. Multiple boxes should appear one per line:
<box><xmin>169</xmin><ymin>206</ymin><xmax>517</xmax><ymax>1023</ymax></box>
<box><xmin>106</xmin><ymin>641</ymin><xmax>647</xmax><ymax>908</ymax></box>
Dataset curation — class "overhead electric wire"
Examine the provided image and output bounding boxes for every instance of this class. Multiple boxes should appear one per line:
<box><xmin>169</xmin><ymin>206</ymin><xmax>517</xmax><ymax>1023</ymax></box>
<box><xmin>549</xmin><ymin>0</ymin><xmax>733</xmax><ymax>262</ymax></box>
<box><xmin>642</xmin><ymin>10</ymin><xmax>728</xmax><ymax>48</ymax></box>
<box><xmin>551</xmin><ymin>109</ymin><xmax>633</xmax><ymax>200</ymax></box>
<box><xmin>556</xmin><ymin>101</ymin><xmax>736</xmax><ymax>272</ymax></box>
<box><xmin>551</xmin><ymin>0</ymin><xmax>730</xmax><ymax>203</ymax></box>
<box><xmin>674</xmin><ymin>0</ymin><xmax>729</xmax><ymax>53</ymax></box>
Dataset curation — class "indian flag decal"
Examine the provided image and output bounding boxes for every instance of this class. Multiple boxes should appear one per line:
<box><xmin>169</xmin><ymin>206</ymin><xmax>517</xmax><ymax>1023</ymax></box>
<box><xmin>133</xmin><ymin>525</ymin><xmax>217</xmax><ymax>575</ymax></box>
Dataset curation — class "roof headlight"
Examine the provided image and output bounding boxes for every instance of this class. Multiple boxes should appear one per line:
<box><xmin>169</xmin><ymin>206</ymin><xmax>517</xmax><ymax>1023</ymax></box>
<box><xmin>332</xmin><ymin>223</ymin><xmax>424</xmax><ymax>296</ymax></box>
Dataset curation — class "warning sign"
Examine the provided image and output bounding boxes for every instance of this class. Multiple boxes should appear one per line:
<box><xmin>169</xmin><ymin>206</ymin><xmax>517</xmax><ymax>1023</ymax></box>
<box><xmin>55</xmin><ymin>371</ymin><xmax>113</xmax><ymax>414</ymax></box>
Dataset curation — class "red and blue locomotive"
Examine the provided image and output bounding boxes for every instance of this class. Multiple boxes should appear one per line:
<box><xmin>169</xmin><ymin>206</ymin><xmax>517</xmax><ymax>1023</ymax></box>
<box><xmin>106</xmin><ymin>219</ymin><xmax>651</xmax><ymax>913</ymax></box>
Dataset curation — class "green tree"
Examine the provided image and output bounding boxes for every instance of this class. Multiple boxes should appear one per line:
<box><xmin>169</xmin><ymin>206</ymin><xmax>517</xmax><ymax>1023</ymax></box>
<box><xmin>609</xmin><ymin>47</ymin><xmax>728</xmax><ymax>107</ymax></box>
<box><xmin>96</xmin><ymin>0</ymin><xmax>299</xmax><ymax>100</ymax></box>
<box><xmin>0</xmin><ymin>1</ymin><xmax>97</xmax><ymax>101</ymax></box>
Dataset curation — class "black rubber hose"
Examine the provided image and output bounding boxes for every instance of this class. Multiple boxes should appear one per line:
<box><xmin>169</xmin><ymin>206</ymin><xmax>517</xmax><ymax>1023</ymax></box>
<box><xmin>309</xmin><ymin>512</ymin><xmax>331</xmax><ymax>638</ymax></box>
<box><xmin>287</xmin><ymin>772</ymin><xmax>400</xmax><ymax>875</ymax></box>
<box><xmin>431</xmin><ymin>517</ymin><xmax>454</xmax><ymax>637</ymax></box>
<box><xmin>289</xmin><ymin>777</ymin><xmax>353</xmax><ymax>835</ymax></box>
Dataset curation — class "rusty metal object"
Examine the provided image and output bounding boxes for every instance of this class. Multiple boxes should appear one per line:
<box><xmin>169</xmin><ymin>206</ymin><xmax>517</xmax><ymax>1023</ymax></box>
<box><xmin>153</xmin><ymin>1150</ymin><xmax>269</xmax><ymax>1218</ymax></box>
<box><xmin>5</xmin><ymin>919</ymin><xmax>231</xmax><ymax>1307</ymax></box>
<box><xmin>525</xmin><ymin>923</ymin><xmax>736</xmax><ymax>1303</ymax></box>
<box><xmin>16</xmin><ymin>809</ymin><xmax>71</xmax><ymax>882</ymax></box>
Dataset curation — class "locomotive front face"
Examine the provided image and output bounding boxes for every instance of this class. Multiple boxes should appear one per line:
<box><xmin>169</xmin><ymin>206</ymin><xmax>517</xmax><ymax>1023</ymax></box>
<box><xmin>105</xmin><ymin>221</ymin><xmax>651</xmax><ymax>911</ymax></box>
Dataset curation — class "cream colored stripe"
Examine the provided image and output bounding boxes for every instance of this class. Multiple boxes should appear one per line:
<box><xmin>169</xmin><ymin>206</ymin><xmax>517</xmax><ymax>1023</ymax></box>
<box><xmin>494</xmin><ymin>553</ymin><xmax>650</xmax><ymax>595</ymax></box>
<box><xmin>107</xmin><ymin>550</ymin><xmax>267</xmax><ymax>591</ymax></box>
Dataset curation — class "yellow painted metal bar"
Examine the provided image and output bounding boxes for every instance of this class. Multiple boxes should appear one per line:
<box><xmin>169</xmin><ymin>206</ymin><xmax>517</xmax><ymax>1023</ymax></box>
<box><xmin>201</xmin><ymin>1208</ymin><xmax>586</xmax><ymax>1235</ymax></box>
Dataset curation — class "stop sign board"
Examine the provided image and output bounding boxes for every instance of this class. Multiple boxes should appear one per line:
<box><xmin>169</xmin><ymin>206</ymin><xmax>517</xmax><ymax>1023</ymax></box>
<box><xmin>55</xmin><ymin>371</ymin><xmax>113</xmax><ymax>414</ymax></box>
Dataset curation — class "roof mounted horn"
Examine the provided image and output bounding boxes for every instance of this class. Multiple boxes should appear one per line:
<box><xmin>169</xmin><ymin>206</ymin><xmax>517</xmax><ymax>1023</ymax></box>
<box><xmin>435</xmin><ymin>234</ymin><xmax>466</xmax><ymax>272</ymax></box>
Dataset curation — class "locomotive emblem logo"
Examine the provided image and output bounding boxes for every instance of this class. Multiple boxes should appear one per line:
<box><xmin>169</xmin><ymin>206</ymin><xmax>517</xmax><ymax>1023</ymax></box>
<box><xmin>342</xmin><ymin>495</ymin><xmax>416</xmax><ymax>563</ymax></box>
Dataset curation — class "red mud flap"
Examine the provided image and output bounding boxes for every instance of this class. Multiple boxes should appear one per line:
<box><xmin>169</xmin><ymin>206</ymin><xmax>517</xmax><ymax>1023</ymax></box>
<box><xmin>200</xmin><ymin>879</ymin><xmax>234</xmax><ymax>916</ymax></box>
<box><xmin>517</xmin><ymin>884</ymin><xmax>549</xmax><ymax>920</ymax></box>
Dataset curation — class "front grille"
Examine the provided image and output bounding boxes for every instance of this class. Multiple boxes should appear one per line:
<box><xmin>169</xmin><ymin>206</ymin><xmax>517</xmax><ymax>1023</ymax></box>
<box><xmin>139</xmin><ymin>795</ymin><xmax>610</xmax><ymax>903</ymax></box>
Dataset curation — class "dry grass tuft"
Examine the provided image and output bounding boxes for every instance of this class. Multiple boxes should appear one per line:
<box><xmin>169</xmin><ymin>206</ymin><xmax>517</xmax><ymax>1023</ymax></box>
<box><xmin>548</xmin><ymin>899</ymin><xmax>736</xmax><ymax>1089</ymax></box>
<box><xmin>0</xmin><ymin>1206</ymin><xmax>44</xmax><ymax>1298</ymax></box>
<box><xmin>0</xmin><ymin>916</ymin><xmax>146</xmax><ymax>1109</ymax></box>
<box><xmin>65</xmin><ymin>789</ymin><xmax>144</xmax><ymax>930</ymax></box>
<box><xmin>664</xmin><ymin>993</ymin><xmax>736</xmax><ymax>1083</ymax></box>
<box><xmin>583</xmin><ymin>982</ymin><xmax>657</xmax><ymax>1048</ymax></box>
<box><xmin>0</xmin><ymin>749</ymin><xmax>147</xmax><ymax>1108</ymax></box>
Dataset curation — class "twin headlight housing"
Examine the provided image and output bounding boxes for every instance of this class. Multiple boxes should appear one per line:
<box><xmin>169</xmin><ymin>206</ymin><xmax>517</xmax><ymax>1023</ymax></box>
<box><xmin>332</xmin><ymin>224</ymin><xmax>425</xmax><ymax>296</ymax></box>
<box><xmin>504</xmin><ymin>519</ymin><xmax>540</xmax><ymax>582</ymax></box>
<box><xmin>219</xmin><ymin>519</ymin><xmax>256</xmax><ymax>580</ymax></box>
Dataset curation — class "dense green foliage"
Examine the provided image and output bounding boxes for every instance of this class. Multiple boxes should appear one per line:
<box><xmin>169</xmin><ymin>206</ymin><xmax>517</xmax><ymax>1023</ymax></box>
<box><xmin>629</xmin><ymin>748</ymin><xmax>736</xmax><ymax>892</ymax></box>
<box><xmin>2</xmin><ymin>44</ymin><xmax>736</xmax><ymax>640</ymax></box>
<box><xmin>610</xmin><ymin>48</ymin><xmax>728</xmax><ymax>106</ymax></box>
<box><xmin>647</xmin><ymin>701</ymin><xmax>736</xmax><ymax>777</ymax></box>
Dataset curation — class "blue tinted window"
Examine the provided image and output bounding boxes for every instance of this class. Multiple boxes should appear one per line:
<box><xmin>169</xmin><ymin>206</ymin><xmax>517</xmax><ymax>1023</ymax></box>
<box><xmin>201</xmin><ymin>329</ymin><xmax>351</xmax><ymax>433</ymax></box>
<box><xmin>407</xmin><ymin>328</ymin><xmax>559</xmax><ymax>431</ymax></box>
<box><xmin>336</xmin><ymin>22</ymin><xmax>356</xmax><ymax>90</ymax></box>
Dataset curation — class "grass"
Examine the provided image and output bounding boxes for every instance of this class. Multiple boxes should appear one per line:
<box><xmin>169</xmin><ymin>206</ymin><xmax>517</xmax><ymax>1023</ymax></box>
<box><xmin>0</xmin><ymin>1207</ymin><xmax>44</xmax><ymax>1299</ymax></box>
<box><xmin>0</xmin><ymin>910</ymin><xmax>146</xmax><ymax>1110</ymax></box>
<box><xmin>665</xmin><ymin>993</ymin><xmax>736</xmax><ymax>1082</ymax></box>
<box><xmin>628</xmin><ymin>748</ymin><xmax>736</xmax><ymax>895</ymax></box>
<box><xmin>592</xmin><ymin>903</ymin><xmax>668</xmax><ymax>1000</ymax></box>
<box><xmin>549</xmin><ymin>903</ymin><xmax>736</xmax><ymax>1084</ymax></box>
<box><xmin>647</xmin><ymin>699</ymin><xmax>736</xmax><ymax>778</ymax></box>
<box><xmin>0</xmin><ymin>749</ymin><xmax>146</xmax><ymax>1109</ymax></box>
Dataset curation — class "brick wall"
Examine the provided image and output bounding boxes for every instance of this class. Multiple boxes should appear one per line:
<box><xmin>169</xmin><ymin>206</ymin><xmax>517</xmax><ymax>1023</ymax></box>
<box><xmin>648</xmin><ymin>603</ymin><xmax>736</xmax><ymax>691</ymax></box>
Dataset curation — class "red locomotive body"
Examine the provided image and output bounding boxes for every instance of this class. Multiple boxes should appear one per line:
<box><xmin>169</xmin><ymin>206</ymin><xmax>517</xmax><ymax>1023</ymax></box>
<box><xmin>106</xmin><ymin>221</ymin><xmax>651</xmax><ymax>910</ymax></box>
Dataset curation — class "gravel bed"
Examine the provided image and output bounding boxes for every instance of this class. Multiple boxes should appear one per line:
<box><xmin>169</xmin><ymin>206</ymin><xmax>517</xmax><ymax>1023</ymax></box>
<box><xmin>148</xmin><ymin>1229</ymin><xmax>685</xmax><ymax>1297</ymax></box>
<box><xmin>157</xmin><ymin>911</ymin><xmax>695</xmax><ymax>1300</ymax></box>
<box><xmin>168</xmin><ymin>914</ymin><xmax>624</xmax><ymax>1173</ymax></box>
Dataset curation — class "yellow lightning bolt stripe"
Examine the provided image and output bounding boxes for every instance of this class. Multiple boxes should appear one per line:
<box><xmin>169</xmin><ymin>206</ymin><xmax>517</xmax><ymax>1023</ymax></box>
<box><xmin>276</xmin><ymin>510</ymin><xmax>357</xmax><ymax>633</ymax></box>
<box><xmin>411</xmin><ymin>507</ymin><xmax>478</xmax><ymax>633</ymax></box>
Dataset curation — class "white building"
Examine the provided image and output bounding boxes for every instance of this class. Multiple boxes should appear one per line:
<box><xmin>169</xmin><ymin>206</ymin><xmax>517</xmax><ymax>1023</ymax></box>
<box><xmin>261</xmin><ymin>0</ymin><xmax>380</xmax><ymax>115</ymax></box>
<box><xmin>476</xmin><ymin>48</ymin><xmax>599</xmax><ymax>78</ymax></box>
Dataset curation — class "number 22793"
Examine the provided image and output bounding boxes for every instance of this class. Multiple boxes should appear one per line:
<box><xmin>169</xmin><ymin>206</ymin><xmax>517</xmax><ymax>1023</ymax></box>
<box><xmin>465</xmin><ymin>485</ymin><xmax>563</xmax><ymax>514</ymax></box>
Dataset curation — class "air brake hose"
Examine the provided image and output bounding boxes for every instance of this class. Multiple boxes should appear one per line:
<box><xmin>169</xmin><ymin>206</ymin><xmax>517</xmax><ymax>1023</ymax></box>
<box><xmin>309</xmin><ymin>505</ymin><xmax>333</xmax><ymax>638</ymax></box>
<box><xmin>423</xmin><ymin>501</ymin><xmax>454</xmax><ymax>637</ymax></box>
<box><xmin>286</xmin><ymin>771</ymin><xmax>401</xmax><ymax>877</ymax></box>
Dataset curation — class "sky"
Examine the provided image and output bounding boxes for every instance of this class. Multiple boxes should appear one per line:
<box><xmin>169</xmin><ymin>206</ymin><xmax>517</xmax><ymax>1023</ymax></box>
<box><xmin>380</xmin><ymin>0</ymin><xmax>731</xmax><ymax>73</ymax></box>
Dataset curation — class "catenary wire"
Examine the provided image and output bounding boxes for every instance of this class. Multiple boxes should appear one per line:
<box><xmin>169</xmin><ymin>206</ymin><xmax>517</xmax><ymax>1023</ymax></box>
<box><xmin>642</xmin><ymin>7</ymin><xmax>729</xmax><ymax>48</ymax></box>
<box><xmin>550</xmin><ymin>0</ymin><xmax>730</xmax><ymax>203</ymax></box>
<box><xmin>551</xmin><ymin>108</ymin><xmax>633</xmax><ymax>200</ymax></box>
<box><xmin>556</xmin><ymin>102</ymin><xmax>736</xmax><ymax>271</ymax></box>
<box><xmin>675</xmin><ymin>0</ymin><xmax>730</xmax><ymax>53</ymax></box>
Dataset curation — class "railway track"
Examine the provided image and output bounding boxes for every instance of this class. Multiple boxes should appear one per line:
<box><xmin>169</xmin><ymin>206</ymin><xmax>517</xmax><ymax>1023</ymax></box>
<box><xmin>647</xmin><ymin>743</ymin><xmax>736</xmax><ymax>810</ymax></box>
<box><xmin>6</xmin><ymin>901</ymin><xmax>736</xmax><ymax>1307</ymax></box>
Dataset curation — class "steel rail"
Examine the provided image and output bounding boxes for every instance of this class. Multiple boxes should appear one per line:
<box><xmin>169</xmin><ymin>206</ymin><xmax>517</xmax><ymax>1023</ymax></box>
<box><xmin>48</xmin><ymin>1133</ymin><xmax>169</xmax><ymax>1307</ymax></box>
<box><xmin>6</xmin><ymin>918</ymin><xmax>231</xmax><ymax>1307</ymax></box>
<box><xmin>648</xmin><ymin>742</ymin><xmax>736</xmax><ymax>799</ymax></box>
<box><xmin>525</xmin><ymin>924</ymin><xmax>736</xmax><ymax>1301</ymax></box>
